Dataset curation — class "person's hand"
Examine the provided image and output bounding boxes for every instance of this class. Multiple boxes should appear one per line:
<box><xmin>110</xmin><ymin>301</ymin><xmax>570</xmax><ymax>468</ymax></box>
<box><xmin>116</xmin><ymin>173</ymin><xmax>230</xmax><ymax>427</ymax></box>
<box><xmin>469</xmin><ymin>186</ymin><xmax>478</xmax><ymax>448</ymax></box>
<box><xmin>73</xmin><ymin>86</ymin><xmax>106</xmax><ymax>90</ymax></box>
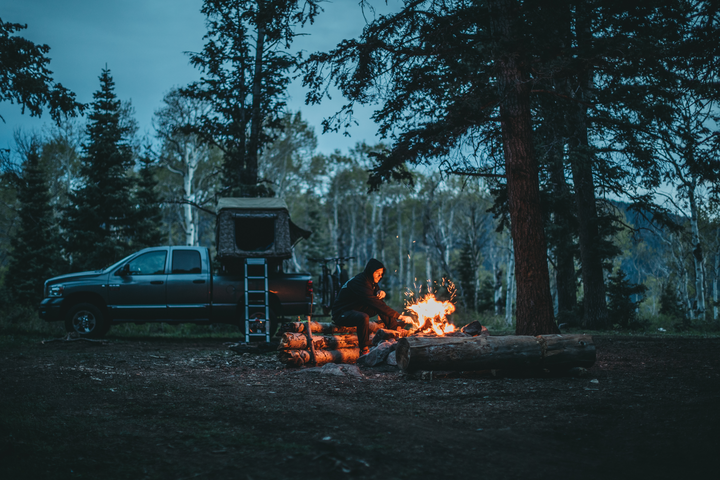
<box><xmin>398</xmin><ymin>315</ymin><xmax>414</xmax><ymax>326</ymax></box>
<box><xmin>377</xmin><ymin>290</ymin><xmax>386</xmax><ymax>299</ymax></box>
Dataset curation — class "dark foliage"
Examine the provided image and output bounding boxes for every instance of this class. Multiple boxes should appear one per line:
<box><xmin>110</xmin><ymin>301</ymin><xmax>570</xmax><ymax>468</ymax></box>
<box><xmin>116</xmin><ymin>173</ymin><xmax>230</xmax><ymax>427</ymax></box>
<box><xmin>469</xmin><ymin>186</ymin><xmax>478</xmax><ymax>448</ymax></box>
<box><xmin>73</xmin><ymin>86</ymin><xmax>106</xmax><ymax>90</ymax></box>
<box><xmin>0</xmin><ymin>19</ymin><xmax>82</xmax><ymax>123</ymax></box>
<box><xmin>63</xmin><ymin>68</ymin><xmax>136</xmax><ymax>271</ymax></box>
<box><xmin>6</xmin><ymin>141</ymin><xmax>64</xmax><ymax>304</ymax></box>
<box><xmin>132</xmin><ymin>155</ymin><xmax>164</xmax><ymax>249</ymax></box>
<box><xmin>607</xmin><ymin>269</ymin><xmax>648</xmax><ymax>329</ymax></box>
<box><xmin>183</xmin><ymin>0</ymin><xmax>321</xmax><ymax>197</ymax></box>
<box><xmin>659</xmin><ymin>281</ymin><xmax>687</xmax><ymax>321</ymax></box>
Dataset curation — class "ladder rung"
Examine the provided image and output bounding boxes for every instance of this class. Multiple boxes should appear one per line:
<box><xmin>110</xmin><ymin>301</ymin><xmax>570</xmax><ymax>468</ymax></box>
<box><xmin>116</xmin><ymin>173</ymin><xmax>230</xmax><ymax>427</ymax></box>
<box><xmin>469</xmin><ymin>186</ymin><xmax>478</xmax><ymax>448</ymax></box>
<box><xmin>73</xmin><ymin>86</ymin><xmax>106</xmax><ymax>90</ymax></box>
<box><xmin>246</xmin><ymin>258</ymin><xmax>266</xmax><ymax>265</ymax></box>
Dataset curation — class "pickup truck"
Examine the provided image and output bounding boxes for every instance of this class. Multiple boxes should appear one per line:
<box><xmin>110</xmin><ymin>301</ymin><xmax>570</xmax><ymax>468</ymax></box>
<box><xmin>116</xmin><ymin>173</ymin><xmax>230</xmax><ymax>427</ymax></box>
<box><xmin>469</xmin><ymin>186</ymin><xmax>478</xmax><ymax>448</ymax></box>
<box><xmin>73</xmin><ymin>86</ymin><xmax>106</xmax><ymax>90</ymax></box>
<box><xmin>39</xmin><ymin>246</ymin><xmax>312</xmax><ymax>338</ymax></box>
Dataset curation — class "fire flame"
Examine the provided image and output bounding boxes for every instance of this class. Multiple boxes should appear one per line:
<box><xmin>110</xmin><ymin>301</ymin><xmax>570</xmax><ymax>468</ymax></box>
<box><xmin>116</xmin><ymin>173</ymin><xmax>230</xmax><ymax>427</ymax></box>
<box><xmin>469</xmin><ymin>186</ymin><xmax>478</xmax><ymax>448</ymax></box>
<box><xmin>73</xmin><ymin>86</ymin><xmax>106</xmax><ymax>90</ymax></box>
<box><xmin>406</xmin><ymin>293</ymin><xmax>456</xmax><ymax>335</ymax></box>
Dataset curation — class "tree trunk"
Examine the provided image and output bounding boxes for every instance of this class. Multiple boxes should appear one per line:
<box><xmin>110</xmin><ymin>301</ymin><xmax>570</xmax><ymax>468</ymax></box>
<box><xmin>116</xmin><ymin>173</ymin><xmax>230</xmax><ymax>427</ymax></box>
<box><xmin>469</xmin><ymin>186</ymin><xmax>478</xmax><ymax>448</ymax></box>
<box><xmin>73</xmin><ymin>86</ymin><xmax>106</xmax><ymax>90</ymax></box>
<box><xmin>505</xmin><ymin>236</ymin><xmax>515</xmax><ymax>327</ymax></box>
<box><xmin>279</xmin><ymin>348</ymin><xmax>360</xmax><ymax>367</ymax></box>
<box><xmin>397</xmin><ymin>201</ymin><xmax>404</xmax><ymax>303</ymax></box>
<box><xmin>425</xmin><ymin>244</ymin><xmax>433</xmax><ymax>293</ymax></box>
<box><xmin>491</xmin><ymin>0</ymin><xmax>557</xmax><ymax>335</ymax></box>
<box><xmin>566</xmin><ymin>4</ymin><xmax>608</xmax><ymax>330</ymax></box>
<box><xmin>407</xmin><ymin>207</ymin><xmax>415</xmax><ymax>292</ymax></box>
<box><xmin>332</xmin><ymin>187</ymin><xmax>340</xmax><ymax>256</ymax></box>
<box><xmin>494</xmin><ymin>262</ymin><xmax>504</xmax><ymax>316</ymax></box>
<box><xmin>371</xmin><ymin>199</ymin><xmax>379</xmax><ymax>259</ymax></box>
<box><xmin>395</xmin><ymin>334</ymin><xmax>595</xmax><ymax>372</ymax></box>
<box><xmin>245</xmin><ymin>14</ymin><xmax>266</xmax><ymax>189</ymax></box>
<box><xmin>280</xmin><ymin>321</ymin><xmax>381</xmax><ymax>335</ymax></box>
<box><xmin>349</xmin><ymin>204</ymin><xmax>357</xmax><ymax>274</ymax></box>
<box><xmin>688</xmin><ymin>184</ymin><xmax>706</xmax><ymax>320</ymax></box>
<box><xmin>279</xmin><ymin>333</ymin><xmax>359</xmax><ymax>350</ymax></box>
<box><xmin>182</xmin><ymin>146</ymin><xmax>197</xmax><ymax>246</ymax></box>
<box><xmin>548</xmin><ymin>140</ymin><xmax>577</xmax><ymax>318</ymax></box>
<box><xmin>714</xmin><ymin>227</ymin><xmax>719</xmax><ymax>321</ymax></box>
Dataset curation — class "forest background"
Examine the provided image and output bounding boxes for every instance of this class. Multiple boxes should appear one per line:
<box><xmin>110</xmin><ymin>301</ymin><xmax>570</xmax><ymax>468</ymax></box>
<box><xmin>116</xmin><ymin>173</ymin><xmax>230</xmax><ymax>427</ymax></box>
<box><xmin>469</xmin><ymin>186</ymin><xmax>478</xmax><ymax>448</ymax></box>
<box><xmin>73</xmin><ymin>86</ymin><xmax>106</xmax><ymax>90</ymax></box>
<box><xmin>1</xmin><ymin>0</ymin><xmax>719</xmax><ymax>336</ymax></box>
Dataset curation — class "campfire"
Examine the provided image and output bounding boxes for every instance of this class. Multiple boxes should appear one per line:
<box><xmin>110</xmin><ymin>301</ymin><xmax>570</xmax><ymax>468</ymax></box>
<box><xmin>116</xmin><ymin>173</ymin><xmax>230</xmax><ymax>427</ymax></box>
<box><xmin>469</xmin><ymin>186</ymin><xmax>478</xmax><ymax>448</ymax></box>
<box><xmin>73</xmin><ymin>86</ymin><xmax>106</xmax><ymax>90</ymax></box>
<box><xmin>405</xmin><ymin>293</ymin><xmax>456</xmax><ymax>335</ymax></box>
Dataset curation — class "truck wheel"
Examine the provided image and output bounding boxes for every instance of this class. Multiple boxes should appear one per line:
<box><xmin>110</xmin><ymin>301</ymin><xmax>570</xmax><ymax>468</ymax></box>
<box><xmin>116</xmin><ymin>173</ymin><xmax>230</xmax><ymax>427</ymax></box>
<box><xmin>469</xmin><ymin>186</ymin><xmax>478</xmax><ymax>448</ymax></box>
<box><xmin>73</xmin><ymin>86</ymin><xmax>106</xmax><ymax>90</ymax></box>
<box><xmin>65</xmin><ymin>303</ymin><xmax>110</xmax><ymax>339</ymax></box>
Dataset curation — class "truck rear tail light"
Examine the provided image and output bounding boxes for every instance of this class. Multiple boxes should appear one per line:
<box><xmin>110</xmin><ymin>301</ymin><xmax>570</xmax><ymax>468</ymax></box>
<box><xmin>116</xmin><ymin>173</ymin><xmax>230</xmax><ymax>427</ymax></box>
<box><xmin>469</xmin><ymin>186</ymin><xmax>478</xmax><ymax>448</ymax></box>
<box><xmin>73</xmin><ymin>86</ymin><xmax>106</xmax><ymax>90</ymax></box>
<box><xmin>306</xmin><ymin>280</ymin><xmax>313</xmax><ymax>296</ymax></box>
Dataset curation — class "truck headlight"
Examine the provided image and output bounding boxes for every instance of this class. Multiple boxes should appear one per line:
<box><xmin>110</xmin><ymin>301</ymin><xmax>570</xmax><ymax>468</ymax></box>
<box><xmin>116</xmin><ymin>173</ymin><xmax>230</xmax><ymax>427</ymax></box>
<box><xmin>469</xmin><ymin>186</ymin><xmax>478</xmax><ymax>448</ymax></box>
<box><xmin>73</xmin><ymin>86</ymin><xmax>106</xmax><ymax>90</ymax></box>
<box><xmin>48</xmin><ymin>285</ymin><xmax>64</xmax><ymax>297</ymax></box>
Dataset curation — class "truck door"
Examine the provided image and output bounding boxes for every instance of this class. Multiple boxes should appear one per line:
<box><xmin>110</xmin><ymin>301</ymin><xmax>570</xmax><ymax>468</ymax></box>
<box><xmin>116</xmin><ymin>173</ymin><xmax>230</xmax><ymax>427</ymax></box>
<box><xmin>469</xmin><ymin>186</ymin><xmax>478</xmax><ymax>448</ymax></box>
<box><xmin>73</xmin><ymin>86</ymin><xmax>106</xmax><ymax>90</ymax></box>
<box><xmin>166</xmin><ymin>249</ymin><xmax>210</xmax><ymax>320</ymax></box>
<box><xmin>108</xmin><ymin>250</ymin><xmax>168</xmax><ymax>320</ymax></box>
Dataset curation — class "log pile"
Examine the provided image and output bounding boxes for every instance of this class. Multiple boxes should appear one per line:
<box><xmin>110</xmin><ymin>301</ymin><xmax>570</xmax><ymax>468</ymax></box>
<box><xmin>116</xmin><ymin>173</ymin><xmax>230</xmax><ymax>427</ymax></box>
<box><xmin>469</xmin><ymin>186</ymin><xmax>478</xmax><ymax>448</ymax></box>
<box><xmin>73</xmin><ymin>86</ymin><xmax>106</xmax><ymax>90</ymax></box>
<box><xmin>277</xmin><ymin>321</ymin><xmax>411</xmax><ymax>367</ymax></box>
<box><xmin>395</xmin><ymin>334</ymin><xmax>595</xmax><ymax>373</ymax></box>
<box><xmin>277</xmin><ymin>320</ymin><xmax>595</xmax><ymax>372</ymax></box>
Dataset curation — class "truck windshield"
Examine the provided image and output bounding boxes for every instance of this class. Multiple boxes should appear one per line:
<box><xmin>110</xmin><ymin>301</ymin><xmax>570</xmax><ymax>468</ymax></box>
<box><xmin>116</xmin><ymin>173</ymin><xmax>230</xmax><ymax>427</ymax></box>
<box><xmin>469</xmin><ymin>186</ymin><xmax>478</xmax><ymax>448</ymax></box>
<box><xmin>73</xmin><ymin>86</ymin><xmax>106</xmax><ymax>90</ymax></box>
<box><xmin>102</xmin><ymin>253</ymin><xmax>135</xmax><ymax>272</ymax></box>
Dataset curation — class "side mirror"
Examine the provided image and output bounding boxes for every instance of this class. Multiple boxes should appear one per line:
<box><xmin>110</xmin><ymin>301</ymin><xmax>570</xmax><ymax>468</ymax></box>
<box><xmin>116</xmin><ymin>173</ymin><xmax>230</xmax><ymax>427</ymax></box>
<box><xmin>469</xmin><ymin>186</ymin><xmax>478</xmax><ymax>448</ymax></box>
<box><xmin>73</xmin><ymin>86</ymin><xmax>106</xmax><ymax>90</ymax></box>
<box><xmin>116</xmin><ymin>264</ymin><xmax>130</xmax><ymax>276</ymax></box>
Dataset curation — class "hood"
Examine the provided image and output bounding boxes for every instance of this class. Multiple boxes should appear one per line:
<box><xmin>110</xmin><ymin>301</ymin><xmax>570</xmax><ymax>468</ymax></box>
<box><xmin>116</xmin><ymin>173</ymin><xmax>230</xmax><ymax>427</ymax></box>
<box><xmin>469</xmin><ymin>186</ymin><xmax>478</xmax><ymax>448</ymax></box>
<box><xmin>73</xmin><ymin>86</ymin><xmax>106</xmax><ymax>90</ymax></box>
<box><xmin>363</xmin><ymin>258</ymin><xmax>385</xmax><ymax>280</ymax></box>
<box><xmin>45</xmin><ymin>270</ymin><xmax>106</xmax><ymax>285</ymax></box>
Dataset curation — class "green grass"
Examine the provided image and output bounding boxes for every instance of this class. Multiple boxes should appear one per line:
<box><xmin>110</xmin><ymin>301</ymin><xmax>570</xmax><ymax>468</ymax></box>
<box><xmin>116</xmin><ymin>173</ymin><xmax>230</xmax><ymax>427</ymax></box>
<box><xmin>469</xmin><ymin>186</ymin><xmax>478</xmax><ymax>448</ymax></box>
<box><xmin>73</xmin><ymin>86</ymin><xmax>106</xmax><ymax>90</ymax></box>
<box><xmin>3</xmin><ymin>302</ymin><xmax>719</xmax><ymax>346</ymax></box>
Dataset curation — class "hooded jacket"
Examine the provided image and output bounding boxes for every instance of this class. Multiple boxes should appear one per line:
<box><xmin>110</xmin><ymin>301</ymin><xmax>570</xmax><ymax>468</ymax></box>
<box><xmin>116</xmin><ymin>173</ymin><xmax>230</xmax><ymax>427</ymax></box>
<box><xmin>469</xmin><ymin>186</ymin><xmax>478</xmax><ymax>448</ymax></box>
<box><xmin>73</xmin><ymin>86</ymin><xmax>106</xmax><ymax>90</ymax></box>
<box><xmin>331</xmin><ymin>258</ymin><xmax>400</xmax><ymax>321</ymax></box>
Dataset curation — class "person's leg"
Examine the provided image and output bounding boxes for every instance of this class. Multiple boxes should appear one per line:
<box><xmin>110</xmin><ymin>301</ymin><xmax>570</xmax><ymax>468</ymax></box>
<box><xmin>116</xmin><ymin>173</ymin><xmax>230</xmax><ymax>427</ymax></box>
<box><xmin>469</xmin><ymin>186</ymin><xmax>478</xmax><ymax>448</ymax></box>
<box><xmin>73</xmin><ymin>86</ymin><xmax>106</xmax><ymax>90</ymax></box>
<box><xmin>333</xmin><ymin>310</ymin><xmax>370</xmax><ymax>349</ymax></box>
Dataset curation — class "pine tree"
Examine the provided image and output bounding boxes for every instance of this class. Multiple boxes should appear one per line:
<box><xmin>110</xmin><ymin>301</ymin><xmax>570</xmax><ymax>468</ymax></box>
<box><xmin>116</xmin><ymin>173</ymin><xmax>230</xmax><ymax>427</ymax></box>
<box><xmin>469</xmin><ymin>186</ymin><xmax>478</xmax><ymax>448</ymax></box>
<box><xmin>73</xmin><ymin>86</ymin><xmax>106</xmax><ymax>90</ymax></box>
<box><xmin>64</xmin><ymin>68</ymin><xmax>136</xmax><ymax>271</ymax></box>
<box><xmin>132</xmin><ymin>155</ymin><xmax>164</xmax><ymax>249</ymax></box>
<box><xmin>184</xmin><ymin>0</ymin><xmax>321</xmax><ymax>197</ymax></box>
<box><xmin>659</xmin><ymin>281</ymin><xmax>686</xmax><ymax>321</ymax></box>
<box><xmin>607</xmin><ymin>269</ymin><xmax>648</xmax><ymax>330</ymax></box>
<box><xmin>6</xmin><ymin>141</ymin><xmax>65</xmax><ymax>305</ymax></box>
<box><xmin>456</xmin><ymin>241</ymin><xmax>478</xmax><ymax>311</ymax></box>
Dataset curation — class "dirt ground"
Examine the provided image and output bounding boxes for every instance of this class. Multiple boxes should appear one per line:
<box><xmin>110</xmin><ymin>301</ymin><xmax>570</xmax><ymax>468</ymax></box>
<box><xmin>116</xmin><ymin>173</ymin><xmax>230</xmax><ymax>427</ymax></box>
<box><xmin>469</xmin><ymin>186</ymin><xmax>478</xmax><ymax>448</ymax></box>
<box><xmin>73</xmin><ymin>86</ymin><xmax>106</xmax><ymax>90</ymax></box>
<box><xmin>1</xmin><ymin>334</ymin><xmax>719</xmax><ymax>480</ymax></box>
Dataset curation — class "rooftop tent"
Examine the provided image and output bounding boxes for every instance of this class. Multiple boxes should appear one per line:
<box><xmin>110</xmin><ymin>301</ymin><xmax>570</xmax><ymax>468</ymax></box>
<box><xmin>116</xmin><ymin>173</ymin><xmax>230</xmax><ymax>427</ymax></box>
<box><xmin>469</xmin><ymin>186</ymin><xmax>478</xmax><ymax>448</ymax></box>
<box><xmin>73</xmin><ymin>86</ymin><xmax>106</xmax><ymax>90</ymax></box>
<box><xmin>215</xmin><ymin>198</ymin><xmax>311</xmax><ymax>259</ymax></box>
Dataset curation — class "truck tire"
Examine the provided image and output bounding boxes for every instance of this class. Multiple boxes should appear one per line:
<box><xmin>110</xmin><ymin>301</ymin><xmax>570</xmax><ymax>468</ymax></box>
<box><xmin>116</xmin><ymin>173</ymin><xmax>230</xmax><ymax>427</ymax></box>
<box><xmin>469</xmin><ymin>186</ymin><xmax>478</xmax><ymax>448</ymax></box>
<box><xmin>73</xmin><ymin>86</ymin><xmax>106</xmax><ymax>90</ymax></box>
<box><xmin>65</xmin><ymin>303</ymin><xmax>110</xmax><ymax>339</ymax></box>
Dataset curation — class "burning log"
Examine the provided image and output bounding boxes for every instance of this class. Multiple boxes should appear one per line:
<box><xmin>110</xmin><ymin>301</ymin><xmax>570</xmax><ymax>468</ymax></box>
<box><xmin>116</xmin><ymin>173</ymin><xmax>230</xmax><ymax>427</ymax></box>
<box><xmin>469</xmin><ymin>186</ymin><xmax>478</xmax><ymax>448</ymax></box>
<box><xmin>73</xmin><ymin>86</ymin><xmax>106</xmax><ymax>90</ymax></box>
<box><xmin>279</xmin><ymin>321</ymin><xmax>381</xmax><ymax>335</ymax></box>
<box><xmin>279</xmin><ymin>332</ymin><xmax>359</xmax><ymax>350</ymax></box>
<box><xmin>279</xmin><ymin>348</ymin><xmax>360</xmax><ymax>367</ymax></box>
<box><xmin>461</xmin><ymin>320</ymin><xmax>489</xmax><ymax>337</ymax></box>
<box><xmin>372</xmin><ymin>328</ymin><xmax>411</xmax><ymax>345</ymax></box>
<box><xmin>395</xmin><ymin>334</ymin><xmax>595</xmax><ymax>373</ymax></box>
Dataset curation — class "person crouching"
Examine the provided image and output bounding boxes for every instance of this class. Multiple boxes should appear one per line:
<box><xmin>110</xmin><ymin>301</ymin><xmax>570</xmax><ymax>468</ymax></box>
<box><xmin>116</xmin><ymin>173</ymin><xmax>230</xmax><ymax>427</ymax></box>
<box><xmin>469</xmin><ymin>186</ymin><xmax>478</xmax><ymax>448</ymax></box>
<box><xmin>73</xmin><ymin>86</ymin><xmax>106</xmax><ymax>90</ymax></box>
<box><xmin>332</xmin><ymin>258</ymin><xmax>413</xmax><ymax>356</ymax></box>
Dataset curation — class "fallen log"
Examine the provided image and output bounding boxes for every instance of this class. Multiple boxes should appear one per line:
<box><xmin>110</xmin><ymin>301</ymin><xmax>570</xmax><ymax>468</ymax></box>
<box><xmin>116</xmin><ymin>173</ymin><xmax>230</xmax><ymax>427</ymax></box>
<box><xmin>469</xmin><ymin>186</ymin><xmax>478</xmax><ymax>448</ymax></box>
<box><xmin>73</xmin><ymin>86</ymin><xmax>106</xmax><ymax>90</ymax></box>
<box><xmin>280</xmin><ymin>321</ymin><xmax>381</xmax><ymax>335</ymax></box>
<box><xmin>279</xmin><ymin>348</ymin><xmax>360</xmax><ymax>367</ymax></box>
<box><xmin>395</xmin><ymin>334</ymin><xmax>595</xmax><ymax>373</ymax></box>
<box><xmin>279</xmin><ymin>332</ymin><xmax>359</xmax><ymax>350</ymax></box>
<box><xmin>537</xmin><ymin>334</ymin><xmax>595</xmax><ymax>369</ymax></box>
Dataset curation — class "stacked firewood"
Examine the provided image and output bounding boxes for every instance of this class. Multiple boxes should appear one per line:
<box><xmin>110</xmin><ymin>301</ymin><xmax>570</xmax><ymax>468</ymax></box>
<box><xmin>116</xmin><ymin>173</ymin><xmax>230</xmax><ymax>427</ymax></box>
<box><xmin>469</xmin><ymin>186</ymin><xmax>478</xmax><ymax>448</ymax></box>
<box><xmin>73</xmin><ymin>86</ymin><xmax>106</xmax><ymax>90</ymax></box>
<box><xmin>277</xmin><ymin>321</ymin><xmax>410</xmax><ymax>367</ymax></box>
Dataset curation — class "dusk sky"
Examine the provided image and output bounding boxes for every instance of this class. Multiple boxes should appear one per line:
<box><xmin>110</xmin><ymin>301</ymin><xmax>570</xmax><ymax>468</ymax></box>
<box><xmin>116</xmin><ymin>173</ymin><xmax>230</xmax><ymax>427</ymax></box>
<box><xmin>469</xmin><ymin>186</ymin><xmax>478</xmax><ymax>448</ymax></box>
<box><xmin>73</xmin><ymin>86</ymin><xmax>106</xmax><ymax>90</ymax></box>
<box><xmin>1</xmin><ymin>0</ymin><xmax>402</xmax><ymax>156</ymax></box>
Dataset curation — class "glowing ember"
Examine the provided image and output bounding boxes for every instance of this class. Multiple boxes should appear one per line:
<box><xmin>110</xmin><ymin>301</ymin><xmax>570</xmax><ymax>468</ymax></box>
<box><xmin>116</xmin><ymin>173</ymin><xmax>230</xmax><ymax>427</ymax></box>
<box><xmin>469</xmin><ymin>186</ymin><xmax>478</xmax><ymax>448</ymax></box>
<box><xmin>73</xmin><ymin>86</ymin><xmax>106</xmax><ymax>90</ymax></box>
<box><xmin>406</xmin><ymin>293</ymin><xmax>456</xmax><ymax>335</ymax></box>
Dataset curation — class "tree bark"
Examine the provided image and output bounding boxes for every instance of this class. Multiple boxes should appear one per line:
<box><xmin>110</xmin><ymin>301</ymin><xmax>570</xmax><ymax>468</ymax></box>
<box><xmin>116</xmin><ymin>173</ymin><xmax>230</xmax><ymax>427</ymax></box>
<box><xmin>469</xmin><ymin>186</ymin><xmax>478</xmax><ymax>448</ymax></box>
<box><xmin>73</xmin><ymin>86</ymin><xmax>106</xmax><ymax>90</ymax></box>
<box><xmin>547</xmin><ymin>133</ymin><xmax>577</xmax><ymax>318</ymax></box>
<box><xmin>505</xmin><ymin>236</ymin><xmax>515</xmax><ymax>327</ymax></box>
<box><xmin>279</xmin><ymin>321</ymin><xmax>381</xmax><ymax>335</ymax></box>
<box><xmin>245</xmin><ymin>8</ymin><xmax>266</xmax><ymax>189</ymax></box>
<box><xmin>688</xmin><ymin>183</ymin><xmax>706</xmax><ymax>320</ymax></box>
<box><xmin>491</xmin><ymin>0</ymin><xmax>557</xmax><ymax>335</ymax></box>
<box><xmin>279</xmin><ymin>348</ymin><xmax>360</xmax><ymax>367</ymax></box>
<box><xmin>494</xmin><ymin>263</ymin><xmax>504</xmax><ymax>316</ymax></box>
<box><xmin>714</xmin><ymin>227</ymin><xmax>719</xmax><ymax>321</ymax></box>
<box><xmin>565</xmin><ymin>3</ymin><xmax>608</xmax><ymax>330</ymax></box>
<box><xmin>279</xmin><ymin>332</ymin><xmax>359</xmax><ymax>350</ymax></box>
<box><xmin>395</xmin><ymin>334</ymin><xmax>595</xmax><ymax>373</ymax></box>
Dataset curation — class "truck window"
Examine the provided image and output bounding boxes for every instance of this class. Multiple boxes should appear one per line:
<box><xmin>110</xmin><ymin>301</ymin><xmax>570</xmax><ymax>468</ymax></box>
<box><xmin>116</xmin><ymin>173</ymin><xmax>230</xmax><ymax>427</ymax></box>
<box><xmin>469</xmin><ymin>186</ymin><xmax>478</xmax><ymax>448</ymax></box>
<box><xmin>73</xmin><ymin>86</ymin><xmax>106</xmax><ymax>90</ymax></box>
<box><xmin>172</xmin><ymin>250</ymin><xmax>202</xmax><ymax>274</ymax></box>
<box><xmin>126</xmin><ymin>251</ymin><xmax>167</xmax><ymax>275</ymax></box>
<box><xmin>234</xmin><ymin>216</ymin><xmax>275</xmax><ymax>251</ymax></box>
